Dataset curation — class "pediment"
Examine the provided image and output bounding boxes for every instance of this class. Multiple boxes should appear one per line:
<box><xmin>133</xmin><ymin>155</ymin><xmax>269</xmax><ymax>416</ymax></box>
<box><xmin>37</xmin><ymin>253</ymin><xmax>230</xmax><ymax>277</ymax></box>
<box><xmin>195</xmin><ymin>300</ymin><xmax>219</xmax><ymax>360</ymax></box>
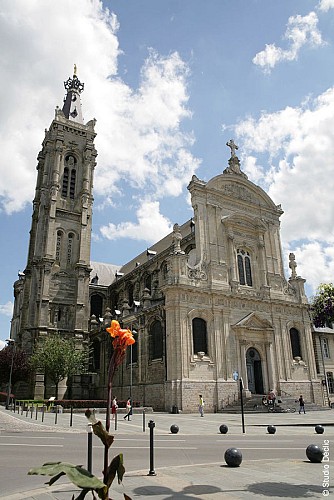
<box><xmin>233</xmin><ymin>312</ymin><xmax>273</xmax><ymax>331</ymax></box>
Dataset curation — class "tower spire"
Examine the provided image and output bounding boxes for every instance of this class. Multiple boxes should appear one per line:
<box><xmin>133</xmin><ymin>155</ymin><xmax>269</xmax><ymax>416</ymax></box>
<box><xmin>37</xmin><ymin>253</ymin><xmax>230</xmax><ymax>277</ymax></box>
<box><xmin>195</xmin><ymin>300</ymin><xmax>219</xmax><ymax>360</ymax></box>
<box><xmin>62</xmin><ymin>65</ymin><xmax>84</xmax><ymax>123</ymax></box>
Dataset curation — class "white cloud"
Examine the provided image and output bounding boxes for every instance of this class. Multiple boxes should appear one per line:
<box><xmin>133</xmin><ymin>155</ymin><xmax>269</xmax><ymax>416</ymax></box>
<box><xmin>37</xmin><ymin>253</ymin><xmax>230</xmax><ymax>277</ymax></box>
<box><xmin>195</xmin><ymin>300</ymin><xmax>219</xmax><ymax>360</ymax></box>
<box><xmin>0</xmin><ymin>0</ymin><xmax>200</xmax><ymax>240</ymax></box>
<box><xmin>100</xmin><ymin>200</ymin><xmax>172</xmax><ymax>243</ymax></box>
<box><xmin>0</xmin><ymin>301</ymin><xmax>13</xmax><ymax>317</ymax></box>
<box><xmin>253</xmin><ymin>12</ymin><xmax>324</xmax><ymax>73</ymax></box>
<box><xmin>318</xmin><ymin>0</ymin><xmax>334</xmax><ymax>11</ymax></box>
<box><xmin>0</xmin><ymin>340</ymin><xmax>6</xmax><ymax>351</ymax></box>
<box><xmin>234</xmin><ymin>86</ymin><xmax>334</xmax><ymax>294</ymax></box>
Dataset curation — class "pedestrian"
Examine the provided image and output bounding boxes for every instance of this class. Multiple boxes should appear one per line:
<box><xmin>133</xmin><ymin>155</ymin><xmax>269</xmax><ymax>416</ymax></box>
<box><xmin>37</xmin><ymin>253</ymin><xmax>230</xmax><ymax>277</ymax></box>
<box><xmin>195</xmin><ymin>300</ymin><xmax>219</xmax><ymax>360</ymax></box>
<box><xmin>111</xmin><ymin>396</ymin><xmax>118</xmax><ymax>419</ymax></box>
<box><xmin>269</xmin><ymin>389</ymin><xmax>276</xmax><ymax>407</ymax></box>
<box><xmin>298</xmin><ymin>395</ymin><xmax>306</xmax><ymax>414</ymax></box>
<box><xmin>124</xmin><ymin>398</ymin><xmax>132</xmax><ymax>421</ymax></box>
<box><xmin>198</xmin><ymin>394</ymin><xmax>205</xmax><ymax>417</ymax></box>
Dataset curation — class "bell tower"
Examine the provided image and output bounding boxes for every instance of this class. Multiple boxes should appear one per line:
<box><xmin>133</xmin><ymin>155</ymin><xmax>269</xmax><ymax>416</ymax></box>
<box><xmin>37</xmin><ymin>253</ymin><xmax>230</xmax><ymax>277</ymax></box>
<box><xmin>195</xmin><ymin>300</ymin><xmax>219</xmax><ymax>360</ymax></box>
<box><xmin>11</xmin><ymin>68</ymin><xmax>97</xmax><ymax>398</ymax></box>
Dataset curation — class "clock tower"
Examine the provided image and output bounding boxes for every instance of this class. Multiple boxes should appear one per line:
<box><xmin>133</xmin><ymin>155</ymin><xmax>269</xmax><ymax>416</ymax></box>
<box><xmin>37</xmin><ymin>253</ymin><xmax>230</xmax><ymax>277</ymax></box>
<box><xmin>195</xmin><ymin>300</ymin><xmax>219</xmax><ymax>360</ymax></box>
<box><xmin>11</xmin><ymin>68</ymin><xmax>97</xmax><ymax>398</ymax></box>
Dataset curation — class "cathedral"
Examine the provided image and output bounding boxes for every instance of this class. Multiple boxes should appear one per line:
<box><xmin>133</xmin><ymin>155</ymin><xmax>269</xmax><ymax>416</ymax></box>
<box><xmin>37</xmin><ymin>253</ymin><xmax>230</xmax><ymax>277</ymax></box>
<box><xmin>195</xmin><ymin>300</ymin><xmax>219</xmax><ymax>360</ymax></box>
<box><xmin>10</xmin><ymin>71</ymin><xmax>323</xmax><ymax>411</ymax></box>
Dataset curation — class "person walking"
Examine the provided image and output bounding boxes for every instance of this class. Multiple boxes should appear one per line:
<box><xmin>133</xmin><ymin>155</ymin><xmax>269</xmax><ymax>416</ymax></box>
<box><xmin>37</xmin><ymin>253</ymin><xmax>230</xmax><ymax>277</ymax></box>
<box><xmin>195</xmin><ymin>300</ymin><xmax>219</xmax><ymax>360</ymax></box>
<box><xmin>298</xmin><ymin>394</ymin><xmax>306</xmax><ymax>414</ymax></box>
<box><xmin>111</xmin><ymin>396</ymin><xmax>118</xmax><ymax>420</ymax></box>
<box><xmin>198</xmin><ymin>394</ymin><xmax>205</xmax><ymax>417</ymax></box>
<box><xmin>124</xmin><ymin>398</ymin><xmax>132</xmax><ymax>421</ymax></box>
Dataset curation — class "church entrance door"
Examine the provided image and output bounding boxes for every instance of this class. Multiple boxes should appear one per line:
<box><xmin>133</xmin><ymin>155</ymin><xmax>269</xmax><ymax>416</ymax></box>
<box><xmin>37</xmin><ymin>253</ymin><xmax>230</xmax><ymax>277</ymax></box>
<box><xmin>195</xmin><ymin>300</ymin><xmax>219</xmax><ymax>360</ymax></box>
<box><xmin>246</xmin><ymin>347</ymin><xmax>264</xmax><ymax>394</ymax></box>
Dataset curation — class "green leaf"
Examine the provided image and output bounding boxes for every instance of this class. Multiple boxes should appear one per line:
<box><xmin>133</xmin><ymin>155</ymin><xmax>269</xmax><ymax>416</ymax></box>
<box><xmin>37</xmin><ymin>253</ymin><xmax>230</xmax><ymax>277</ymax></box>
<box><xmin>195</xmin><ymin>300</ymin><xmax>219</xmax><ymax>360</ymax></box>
<box><xmin>105</xmin><ymin>454</ymin><xmax>125</xmax><ymax>488</ymax></box>
<box><xmin>92</xmin><ymin>421</ymin><xmax>114</xmax><ymax>448</ymax></box>
<box><xmin>28</xmin><ymin>462</ymin><xmax>106</xmax><ymax>491</ymax></box>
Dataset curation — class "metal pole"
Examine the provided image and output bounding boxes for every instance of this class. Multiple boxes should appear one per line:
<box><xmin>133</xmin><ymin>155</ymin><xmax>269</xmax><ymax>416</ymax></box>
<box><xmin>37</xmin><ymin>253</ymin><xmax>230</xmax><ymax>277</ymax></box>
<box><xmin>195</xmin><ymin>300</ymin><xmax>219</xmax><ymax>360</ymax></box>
<box><xmin>70</xmin><ymin>406</ymin><xmax>73</xmax><ymax>427</ymax></box>
<box><xmin>130</xmin><ymin>343</ymin><xmax>133</xmax><ymax>401</ymax></box>
<box><xmin>239</xmin><ymin>378</ymin><xmax>245</xmax><ymax>434</ymax></box>
<box><xmin>148</xmin><ymin>420</ymin><xmax>156</xmax><ymax>476</ymax></box>
<box><xmin>143</xmin><ymin>409</ymin><xmax>146</xmax><ymax>432</ymax></box>
<box><xmin>115</xmin><ymin>410</ymin><xmax>118</xmax><ymax>431</ymax></box>
<box><xmin>5</xmin><ymin>340</ymin><xmax>15</xmax><ymax>410</ymax></box>
<box><xmin>42</xmin><ymin>405</ymin><xmax>45</xmax><ymax>422</ymax></box>
<box><xmin>87</xmin><ymin>424</ymin><xmax>93</xmax><ymax>473</ymax></box>
<box><xmin>320</xmin><ymin>336</ymin><xmax>331</xmax><ymax>407</ymax></box>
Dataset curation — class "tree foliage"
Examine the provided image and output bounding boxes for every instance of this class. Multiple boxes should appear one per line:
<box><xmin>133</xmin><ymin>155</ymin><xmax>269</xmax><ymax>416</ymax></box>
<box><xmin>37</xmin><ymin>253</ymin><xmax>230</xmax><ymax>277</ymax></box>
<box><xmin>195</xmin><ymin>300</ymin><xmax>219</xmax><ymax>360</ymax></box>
<box><xmin>0</xmin><ymin>347</ymin><xmax>30</xmax><ymax>386</ymax></box>
<box><xmin>30</xmin><ymin>336</ymin><xmax>87</xmax><ymax>398</ymax></box>
<box><xmin>310</xmin><ymin>283</ymin><xmax>334</xmax><ymax>328</ymax></box>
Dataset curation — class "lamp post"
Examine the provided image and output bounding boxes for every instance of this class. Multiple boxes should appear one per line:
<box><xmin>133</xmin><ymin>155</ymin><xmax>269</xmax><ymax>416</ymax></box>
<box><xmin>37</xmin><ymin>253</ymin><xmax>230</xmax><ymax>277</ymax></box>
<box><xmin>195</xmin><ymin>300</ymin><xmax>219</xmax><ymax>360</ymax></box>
<box><xmin>5</xmin><ymin>339</ymin><xmax>15</xmax><ymax>410</ymax></box>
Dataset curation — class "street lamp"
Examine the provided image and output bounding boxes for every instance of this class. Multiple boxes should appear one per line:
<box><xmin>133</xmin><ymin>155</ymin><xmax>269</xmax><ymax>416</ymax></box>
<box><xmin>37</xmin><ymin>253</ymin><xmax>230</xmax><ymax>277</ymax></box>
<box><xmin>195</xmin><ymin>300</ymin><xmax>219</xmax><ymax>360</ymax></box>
<box><xmin>5</xmin><ymin>339</ymin><xmax>15</xmax><ymax>410</ymax></box>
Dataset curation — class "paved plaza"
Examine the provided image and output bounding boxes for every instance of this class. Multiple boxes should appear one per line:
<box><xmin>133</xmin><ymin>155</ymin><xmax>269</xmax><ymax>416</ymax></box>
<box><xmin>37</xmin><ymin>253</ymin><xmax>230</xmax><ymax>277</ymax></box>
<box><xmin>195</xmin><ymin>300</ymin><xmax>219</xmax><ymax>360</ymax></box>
<box><xmin>0</xmin><ymin>405</ymin><xmax>333</xmax><ymax>499</ymax></box>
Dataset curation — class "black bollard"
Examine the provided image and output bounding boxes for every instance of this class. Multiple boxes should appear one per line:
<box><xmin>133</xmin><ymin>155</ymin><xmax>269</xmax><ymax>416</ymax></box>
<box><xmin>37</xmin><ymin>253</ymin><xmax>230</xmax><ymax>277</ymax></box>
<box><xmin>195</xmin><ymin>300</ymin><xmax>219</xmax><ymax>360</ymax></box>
<box><xmin>35</xmin><ymin>405</ymin><xmax>38</xmax><ymax>420</ymax></box>
<box><xmin>70</xmin><ymin>406</ymin><xmax>73</xmax><ymax>427</ymax></box>
<box><xmin>42</xmin><ymin>405</ymin><xmax>45</xmax><ymax>422</ymax></box>
<box><xmin>315</xmin><ymin>425</ymin><xmax>324</xmax><ymax>434</ymax></box>
<box><xmin>170</xmin><ymin>424</ymin><xmax>179</xmax><ymax>434</ymax></box>
<box><xmin>219</xmin><ymin>424</ymin><xmax>228</xmax><ymax>434</ymax></box>
<box><xmin>115</xmin><ymin>410</ymin><xmax>118</xmax><ymax>431</ymax></box>
<box><xmin>224</xmin><ymin>447</ymin><xmax>242</xmax><ymax>467</ymax></box>
<box><xmin>306</xmin><ymin>444</ymin><xmax>324</xmax><ymax>463</ymax></box>
<box><xmin>267</xmin><ymin>425</ymin><xmax>276</xmax><ymax>434</ymax></box>
<box><xmin>30</xmin><ymin>405</ymin><xmax>34</xmax><ymax>418</ymax></box>
<box><xmin>87</xmin><ymin>424</ymin><xmax>93</xmax><ymax>473</ymax></box>
<box><xmin>55</xmin><ymin>407</ymin><xmax>58</xmax><ymax>424</ymax></box>
<box><xmin>148</xmin><ymin>420</ymin><xmax>156</xmax><ymax>476</ymax></box>
<box><xmin>143</xmin><ymin>409</ymin><xmax>146</xmax><ymax>432</ymax></box>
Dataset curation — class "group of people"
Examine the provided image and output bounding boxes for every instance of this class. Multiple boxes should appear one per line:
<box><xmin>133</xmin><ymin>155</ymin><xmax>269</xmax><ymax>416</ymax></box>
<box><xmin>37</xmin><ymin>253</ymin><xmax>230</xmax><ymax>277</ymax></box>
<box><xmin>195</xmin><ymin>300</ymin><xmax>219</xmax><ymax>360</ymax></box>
<box><xmin>111</xmin><ymin>397</ymin><xmax>132</xmax><ymax>420</ymax></box>
<box><xmin>261</xmin><ymin>390</ymin><xmax>306</xmax><ymax>414</ymax></box>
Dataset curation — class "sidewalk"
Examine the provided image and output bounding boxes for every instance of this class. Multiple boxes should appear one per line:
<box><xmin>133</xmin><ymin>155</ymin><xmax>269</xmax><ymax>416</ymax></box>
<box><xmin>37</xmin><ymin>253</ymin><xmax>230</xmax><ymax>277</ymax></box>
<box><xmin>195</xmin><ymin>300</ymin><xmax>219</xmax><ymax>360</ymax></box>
<box><xmin>1</xmin><ymin>405</ymin><xmax>333</xmax><ymax>499</ymax></box>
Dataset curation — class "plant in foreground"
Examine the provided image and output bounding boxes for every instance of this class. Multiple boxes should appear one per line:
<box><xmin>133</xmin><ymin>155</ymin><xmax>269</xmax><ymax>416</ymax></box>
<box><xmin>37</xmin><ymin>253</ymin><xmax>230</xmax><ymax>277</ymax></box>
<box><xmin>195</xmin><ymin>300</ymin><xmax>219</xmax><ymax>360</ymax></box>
<box><xmin>28</xmin><ymin>320</ymin><xmax>135</xmax><ymax>499</ymax></box>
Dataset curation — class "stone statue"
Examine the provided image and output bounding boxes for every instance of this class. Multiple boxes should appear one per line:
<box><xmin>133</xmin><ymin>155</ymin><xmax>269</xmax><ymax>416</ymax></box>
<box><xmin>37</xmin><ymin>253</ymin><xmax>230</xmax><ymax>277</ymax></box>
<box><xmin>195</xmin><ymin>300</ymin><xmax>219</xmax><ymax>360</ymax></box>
<box><xmin>172</xmin><ymin>223</ymin><xmax>184</xmax><ymax>254</ymax></box>
<box><xmin>289</xmin><ymin>252</ymin><xmax>297</xmax><ymax>278</ymax></box>
<box><xmin>226</xmin><ymin>139</ymin><xmax>238</xmax><ymax>158</ymax></box>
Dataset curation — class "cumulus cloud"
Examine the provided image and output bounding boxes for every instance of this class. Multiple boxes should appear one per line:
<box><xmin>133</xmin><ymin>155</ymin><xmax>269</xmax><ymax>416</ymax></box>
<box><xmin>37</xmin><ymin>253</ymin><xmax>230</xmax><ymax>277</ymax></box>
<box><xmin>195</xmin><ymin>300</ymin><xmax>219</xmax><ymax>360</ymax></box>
<box><xmin>100</xmin><ymin>200</ymin><xmax>172</xmax><ymax>243</ymax></box>
<box><xmin>253</xmin><ymin>12</ymin><xmax>324</xmax><ymax>73</ymax></box>
<box><xmin>234</xmin><ymin>87</ymin><xmax>334</xmax><ymax>293</ymax></box>
<box><xmin>0</xmin><ymin>301</ymin><xmax>13</xmax><ymax>318</ymax></box>
<box><xmin>0</xmin><ymin>0</ymin><xmax>199</xmax><ymax>239</ymax></box>
<box><xmin>318</xmin><ymin>0</ymin><xmax>334</xmax><ymax>11</ymax></box>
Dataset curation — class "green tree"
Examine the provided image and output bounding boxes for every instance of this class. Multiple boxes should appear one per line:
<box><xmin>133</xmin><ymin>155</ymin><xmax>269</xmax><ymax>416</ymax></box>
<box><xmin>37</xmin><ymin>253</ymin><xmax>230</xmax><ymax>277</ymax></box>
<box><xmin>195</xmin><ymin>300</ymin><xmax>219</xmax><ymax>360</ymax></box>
<box><xmin>310</xmin><ymin>283</ymin><xmax>334</xmax><ymax>328</ymax></box>
<box><xmin>30</xmin><ymin>336</ymin><xmax>87</xmax><ymax>399</ymax></box>
<box><xmin>0</xmin><ymin>347</ymin><xmax>30</xmax><ymax>388</ymax></box>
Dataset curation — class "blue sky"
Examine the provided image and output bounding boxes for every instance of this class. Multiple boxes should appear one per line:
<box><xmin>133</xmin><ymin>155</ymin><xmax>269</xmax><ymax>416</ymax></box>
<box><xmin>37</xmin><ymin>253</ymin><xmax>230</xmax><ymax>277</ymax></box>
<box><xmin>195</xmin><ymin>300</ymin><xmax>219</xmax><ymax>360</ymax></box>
<box><xmin>1</xmin><ymin>0</ymin><xmax>334</xmax><ymax>347</ymax></box>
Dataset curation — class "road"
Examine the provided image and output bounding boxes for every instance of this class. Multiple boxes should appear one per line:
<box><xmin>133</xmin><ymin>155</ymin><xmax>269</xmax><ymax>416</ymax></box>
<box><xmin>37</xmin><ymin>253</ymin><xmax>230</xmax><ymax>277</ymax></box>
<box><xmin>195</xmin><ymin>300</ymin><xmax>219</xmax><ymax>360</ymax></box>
<box><xmin>0</xmin><ymin>409</ymin><xmax>331</xmax><ymax>498</ymax></box>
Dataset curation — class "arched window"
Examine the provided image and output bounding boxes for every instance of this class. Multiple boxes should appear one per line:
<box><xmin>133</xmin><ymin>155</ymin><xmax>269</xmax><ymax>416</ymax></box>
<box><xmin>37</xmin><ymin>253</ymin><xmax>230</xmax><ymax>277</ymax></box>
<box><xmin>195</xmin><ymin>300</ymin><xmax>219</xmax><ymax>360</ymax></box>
<box><xmin>290</xmin><ymin>328</ymin><xmax>302</xmax><ymax>359</ymax></box>
<box><xmin>67</xmin><ymin>233</ymin><xmax>74</xmax><ymax>264</ymax></box>
<box><xmin>192</xmin><ymin>318</ymin><xmax>208</xmax><ymax>355</ymax></box>
<box><xmin>56</xmin><ymin>231</ymin><xmax>62</xmax><ymax>262</ymax></box>
<box><xmin>62</xmin><ymin>168</ymin><xmax>69</xmax><ymax>197</ymax></box>
<box><xmin>237</xmin><ymin>249</ymin><xmax>253</xmax><ymax>286</ymax></box>
<box><xmin>90</xmin><ymin>294</ymin><xmax>103</xmax><ymax>319</ymax></box>
<box><xmin>128</xmin><ymin>283</ymin><xmax>134</xmax><ymax>307</ymax></box>
<box><xmin>149</xmin><ymin>320</ymin><xmax>163</xmax><ymax>360</ymax></box>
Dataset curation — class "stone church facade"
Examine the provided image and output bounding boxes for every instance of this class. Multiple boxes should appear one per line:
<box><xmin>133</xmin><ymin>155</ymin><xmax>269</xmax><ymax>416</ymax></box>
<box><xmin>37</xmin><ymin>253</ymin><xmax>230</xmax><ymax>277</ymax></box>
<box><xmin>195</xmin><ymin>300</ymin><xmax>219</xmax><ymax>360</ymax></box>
<box><xmin>10</xmin><ymin>72</ymin><xmax>322</xmax><ymax>410</ymax></box>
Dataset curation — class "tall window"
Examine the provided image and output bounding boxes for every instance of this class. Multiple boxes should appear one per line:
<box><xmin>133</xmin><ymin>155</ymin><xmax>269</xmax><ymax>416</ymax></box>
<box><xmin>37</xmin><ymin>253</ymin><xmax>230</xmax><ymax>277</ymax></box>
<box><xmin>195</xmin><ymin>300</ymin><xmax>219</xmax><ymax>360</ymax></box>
<box><xmin>90</xmin><ymin>294</ymin><xmax>103</xmax><ymax>319</ymax></box>
<box><xmin>56</xmin><ymin>231</ymin><xmax>62</xmax><ymax>262</ymax></box>
<box><xmin>62</xmin><ymin>168</ymin><xmax>69</xmax><ymax>197</ymax></box>
<box><xmin>290</xmin><ymin>328</ymin><xmax>302</xmax><ymax>359</ymax></box>
<box><xmin>321</xmin><ymin>338</ymin><xmax>330</xmax><ymax>358</ymax></box>
<box><xmin>67</xmin><ymin>233</ymin><xmax>74</xmax><ymax>264</ymax></box>
<box><xmin>192</xmin><ymin>318</ymin><xmax>208</xmax><ymax>355</ymax></box>
<box><xmin>127</xmin><ymin>330</ymin><xmax>138</xmax><ymax>364</ymax></box>
<box><xmin>149</xmin><ymin>320</ymin><xmax>163</xmax><ymax>360</ymax></box>
<box><xmin>70</xmin><ymin>169</ymin><xmax>76</xmax><ymax>199</ymax></box>
<box><xmin>327</xmin><ymin>372</ymin><xmax>334</xmax><ymax>394</ymax></box>
<box><xmin>237</xmin><ymin>249</ymin><xmax>252</xmax><ymax>286</ymax></box>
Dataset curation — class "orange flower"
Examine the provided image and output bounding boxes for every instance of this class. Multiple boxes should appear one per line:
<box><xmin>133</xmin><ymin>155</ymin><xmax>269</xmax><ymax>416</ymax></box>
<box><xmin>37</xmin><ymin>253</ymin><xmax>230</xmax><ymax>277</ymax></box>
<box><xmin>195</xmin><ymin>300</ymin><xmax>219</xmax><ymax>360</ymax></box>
<box><xmin>106</xmin><ymin>320</ymin><xmax>135</xmax><ymax>350</ymax></box>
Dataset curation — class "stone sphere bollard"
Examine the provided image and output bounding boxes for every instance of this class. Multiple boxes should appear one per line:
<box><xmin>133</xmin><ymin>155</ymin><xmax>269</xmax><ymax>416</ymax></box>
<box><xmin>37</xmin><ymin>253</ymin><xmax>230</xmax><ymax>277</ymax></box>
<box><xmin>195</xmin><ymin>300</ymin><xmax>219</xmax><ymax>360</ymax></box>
<box><xmin>224</xmin><ymin>447</ymin><xmax>242</xmax><ymax>467</ymax></box>
<box><xmin>306</xmin><ymin>444</ymin><xmax>324</xmax><ymax>463</ymax></box>
<box><xmin>170</xmin><ymin>424</ymin><xmax>179</xmax><ymax>434</ymax></box>
<box><xmin>219</xmin><ymin>424</ymin><xmax>228</xmax><ymax>434</ymax></box>
<box><xmin>267</xmin><ymin>425</ymin><xmax>276</xmax><ymax>434</ymax></box>
<box><xmin>315</xmin><ymin>425</ymin><xmax>324</xmax><ymax>434</ymax></box>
